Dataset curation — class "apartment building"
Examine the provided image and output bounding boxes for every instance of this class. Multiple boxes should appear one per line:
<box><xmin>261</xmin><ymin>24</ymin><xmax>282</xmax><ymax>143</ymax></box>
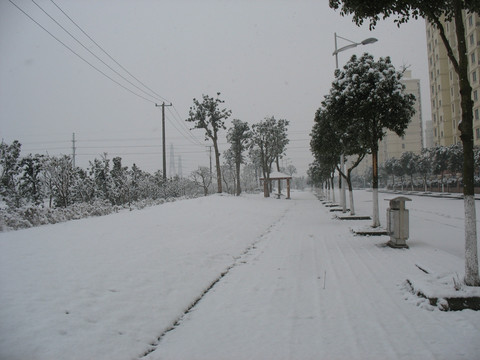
<box><xmin>426</xmin><ymin>11</ymin><xmax>480</xmax><ymax>147</ymax></box>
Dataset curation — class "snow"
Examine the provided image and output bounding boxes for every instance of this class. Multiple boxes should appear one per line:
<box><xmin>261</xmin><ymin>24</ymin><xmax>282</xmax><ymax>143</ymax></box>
<box><xmin>1</xmin><ymin>190</ymin><xmax>480</xmax><ymax>359</ymax></box>
<box><xmin>263</xmin><ymin>171</ymin><xmax>292</xmax><ymax>179</ymax></box>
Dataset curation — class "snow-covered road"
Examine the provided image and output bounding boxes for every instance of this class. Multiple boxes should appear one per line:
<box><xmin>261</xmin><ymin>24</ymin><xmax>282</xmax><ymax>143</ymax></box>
<box><xmin>147</xmin><ymin>191</ymin><xmax>480</xmax><ymax>360</ymax></box>
<box><xmin>1</xmin><ymin>190</ymin><xmax>479</xmax><ymax>360</ymax></box>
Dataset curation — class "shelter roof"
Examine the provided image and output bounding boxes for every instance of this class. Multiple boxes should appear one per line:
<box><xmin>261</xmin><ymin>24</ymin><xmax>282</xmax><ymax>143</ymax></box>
<box><xmin>260</xmin><ymin>171</ymin><xmax>292</xmax><ymax>180</ymax></box>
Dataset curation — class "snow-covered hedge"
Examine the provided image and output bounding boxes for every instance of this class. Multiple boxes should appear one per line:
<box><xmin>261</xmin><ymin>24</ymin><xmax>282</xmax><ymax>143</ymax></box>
<box><xmin>0</xmin><ymin>196</ymin><xmax>197</xmax><ymax>232</ymax></box>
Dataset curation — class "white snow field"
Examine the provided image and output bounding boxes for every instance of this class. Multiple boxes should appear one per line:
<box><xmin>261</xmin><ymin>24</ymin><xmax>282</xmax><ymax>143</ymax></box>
<box><xmin>1</xmin><ymin>190</ymin><xmax>480</xmax><ymax>360</ymax></box>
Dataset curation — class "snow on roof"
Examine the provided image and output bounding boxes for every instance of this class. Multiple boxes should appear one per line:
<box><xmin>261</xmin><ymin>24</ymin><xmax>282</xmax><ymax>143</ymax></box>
<box><xmin>260</xmin><ymin>171</ymin><xmax>292</xmax><ymax>180</ymax></box>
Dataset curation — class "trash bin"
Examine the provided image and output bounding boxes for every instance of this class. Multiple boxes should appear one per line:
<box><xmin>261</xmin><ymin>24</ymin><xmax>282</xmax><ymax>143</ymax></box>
<box><xmin>386</xmin><ymin>196</ymin><xmax>411</xmax><ymax>248</ymax></box>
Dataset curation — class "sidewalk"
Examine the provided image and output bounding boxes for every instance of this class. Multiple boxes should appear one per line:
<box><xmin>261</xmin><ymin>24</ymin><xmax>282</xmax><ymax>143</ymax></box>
<box><xmin>145</xmin><ymin>191</ymin><xmax>480</xmax><ymax>360</ymax></box>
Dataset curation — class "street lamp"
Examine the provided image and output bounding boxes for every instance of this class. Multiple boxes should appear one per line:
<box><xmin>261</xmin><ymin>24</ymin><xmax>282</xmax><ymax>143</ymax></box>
<box><xmin>333</xmin><ymin>33</ymin><xmax>378</xmax><ymax>68</ymax></box>
<box><xmin>333</xmin><ymin>33</ymin><xmax>377</xmax><ymax>212</ymax></box>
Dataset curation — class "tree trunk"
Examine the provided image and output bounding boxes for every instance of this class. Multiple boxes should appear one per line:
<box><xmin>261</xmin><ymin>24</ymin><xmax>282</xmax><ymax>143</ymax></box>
<box><xmin>262</xmin><ymin>165</ymin><xmax>269</xmax><ymax>198</ymax></box>
<box><xmin>452</xmin><ymin>3</ymin><xmax>479</xmax><ymax>286</ymax></box>
<box><xmin>372</xmin><ymin>150</ymin><xmax>380</xmax><ymax>227</ymax></box>
<box><xmin>330</xmin><ymin>175</ymin><xmax>336</xmax><ymax>203</ymax></box>
<box><xmin>213</xmin><ymin>140</ymin><xmax>222</xmax><ymax>193</ymax></box>
<box><xmin>347</xmin><ymin>169</ymin><xmax>355</xmax><ymax>216</ymax></box>
<box><xmin>235</xmin><ymin>161</ymin><xmax>241</xmax><ymax>196</ymax></box>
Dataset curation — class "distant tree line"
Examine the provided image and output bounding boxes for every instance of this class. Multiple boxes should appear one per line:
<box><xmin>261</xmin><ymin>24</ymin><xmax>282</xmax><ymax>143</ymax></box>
<box><xmin>0</xmin><ymin>140</ymin><xmax>198</xmax><ymax>230</ymax></box>
<box><xmin>380</xmin><ymin>145</ymin><xmax>480</xmax><ymax>192</ymax></box>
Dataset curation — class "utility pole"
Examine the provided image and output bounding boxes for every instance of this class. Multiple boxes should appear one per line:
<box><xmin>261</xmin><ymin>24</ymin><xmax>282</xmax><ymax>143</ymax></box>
<box><xmin>155</xmin><ymin>102</ymin><xmax>172</xmax><ymax>181</ymax></box>
<box><xmin>72</xmin><ymin>132</ymin><xmax>76</xmax><ymax>168</ymax></box>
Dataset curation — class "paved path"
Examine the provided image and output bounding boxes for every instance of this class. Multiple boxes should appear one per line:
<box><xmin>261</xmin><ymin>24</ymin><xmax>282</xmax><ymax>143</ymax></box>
<box><xmin>145</xmin><ymin>191</ymin><xmax>480</xmax><ymax>360</ymax></box>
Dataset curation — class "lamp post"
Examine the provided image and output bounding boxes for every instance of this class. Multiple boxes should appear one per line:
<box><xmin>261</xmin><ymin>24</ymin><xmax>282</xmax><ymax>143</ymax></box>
<box><xmin>333</xmin><ymin>33</ymin><xmax>377</xmax><ymax>212</ymax></box>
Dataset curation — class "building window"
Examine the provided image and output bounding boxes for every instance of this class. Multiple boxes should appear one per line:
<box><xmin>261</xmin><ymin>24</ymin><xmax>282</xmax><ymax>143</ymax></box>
<box><xmin>473</xmin><ymin>71</ymin><xmax>478</xmax><ymax>83</ymax></box>
<box><xmin>440</xmin><ymin>115</ymin><xmax>443</xmax><ymax>122</ymax></box>
<box><xmin>472</xmin><ymin>52</ymin><xmax>476</xmax><ymax>65</ymax></box>
<box><xmin>441</xmin><ymin>131</ymin><xmax>444</xmax><ymax>138</ymax></box>
<box><xmin>402</xmin><ymin>143</ymin><xmax>405</xmax><ymax>149</ymax></box>
<box><xmin>474</xmin><ymin>90</ymin><xmax>478</xmax><ymax>101</ymax></box>
<box><xmin>475</xmin><ymin>108</ymin><xmax>479</xmax><ymax>120</ymax></box>
<box><xmin>434</xmin><ymin>128</ymin><xmax>437</xmax><ymax>137</ymax></box>
<box><xmin>470</xmin><ymin>34</ymin><xmax>475</xmax><ymax>46</ymax></box>
<box><xmin>433</xmin><ymin>114</ymin><xmax>437</xmax><ymax>123</ymax></box>
<box><xmin>469</xmin><ymin>15</ymin><xmax>473</xmax><ymax>27</ymax></box>
<box><xmin>439</xmin><ymin>99</ymin><xmax>442</xmax><ymax>106</ymax></box>
<box><xmin>476</xmin><ymin>128</ymin><xmax>480</xmax><ymax>139</ymax></box>
<box><xmin>452</xmin><ymin>103</ymin><xmax>455</xmax><ymax>113</ymax></box>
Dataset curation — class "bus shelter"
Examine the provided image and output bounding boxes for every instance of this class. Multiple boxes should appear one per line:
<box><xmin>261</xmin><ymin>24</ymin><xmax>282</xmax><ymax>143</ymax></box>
<box><xmin>260</xmin><ymin>171</ymin><xmax>292</xmax><ymax>199</ymax></box>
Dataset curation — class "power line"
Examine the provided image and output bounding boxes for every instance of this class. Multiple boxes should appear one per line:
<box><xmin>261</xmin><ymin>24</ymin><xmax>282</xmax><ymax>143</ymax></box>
<box><xmin>10</xmin><ymin>0</ymin><xmax>209</xmax><ymax>149</ymax></box>
<box><xmin>170</xmin><ymin>105</ymin><xmax>205</xmax><ymax>146</ymax></box>
<box><xmin>8</xmin><ymin>0</ymin><xmax>156</xmax><ymax>104</ymax></box>
<box><xmin>165</xmin><ymin>111</ymin><xmax>205</xmax><ymax>147</ymax></box>
<box><xmin>49</xmin><ymin>0</ymin><xmax>171</xmax><ymax>104</ymax></box>
<box><xmin>167</xmin><ymin>107</ymin><xmax>204</xmax><ymax>147</ymax></box>
<box><xmin>30</xmin><ymin>0</ymin><xmax>164</xmax><ymax>103</ymax></box>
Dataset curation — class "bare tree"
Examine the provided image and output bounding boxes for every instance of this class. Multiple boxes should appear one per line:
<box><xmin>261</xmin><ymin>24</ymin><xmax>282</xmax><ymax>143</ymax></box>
<box><xmin>191</xmin><ymin>166</ymin><xmax>212</xmax><ymax>196</ymax></box>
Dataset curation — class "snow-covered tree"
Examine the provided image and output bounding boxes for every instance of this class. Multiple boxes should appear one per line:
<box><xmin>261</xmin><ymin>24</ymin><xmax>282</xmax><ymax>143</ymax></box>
<box><xmin>417</xmin><ymin>149</ymin><xmax>432</xmax><ymax>192</ymax></box>
<box><xmin>0</xmin><ymin>140</ymin><xmax>22</xmax><ymax>208</ymax></box>
<box><xmin>383</xmin><ymin>157</ymin><xmax>397</xmax><ymax>189</ymax></box>
<box><xmin>226</xmin><ymin>119</ymin><xmax>251</xmax><ymax>196</ymax></box>
<box><xmin>44</xmin><ymin>155</ymin><xmax>76</xmax><ymax>208</ymax></box>
<box><xmin>110</xmin><ymin>157</ymin><xmax>129</xmax><ymax>205</ymax></box>
<box><xmin>250</xmin><ymin>116</ymin><xmax>289</xmax><ymax>197</ymax></box>
<box><xmin>74</xmin><ymin>167</ymin><xmax>95</xmax><ymax>204</ymax></box>
<box><xmin>312</xmin><ymin>90</ymin><xmax>367</xmax><ymax>214</ymax></box>
<box><xmin>448</xmin><ymin>143</ymin><xmax>463</xmax><ymax>175</ymax></box>
<box><xmin>187</xmin><ymin>93</ymin><xmax>231</xmax><ymax>194</ymax></box>
<box><xmin>400</xmin><ymin>152</ymin><xmax>418</xmax><ymax>191</ymax></box>
<box><xmin>19</xmin><ymin>154</ymin><xmax>45</xmax><ymax>205</ymax></box>
<box><xmin>329</xmin><ymin>53</ymin><xmax>415</xmax><ymax>226</ymax></box>
<box><xmin>330</xmin><ymin>0</ymin><xmax>480</xmax><ymax>292</ymax></box>
<box><xmin>432</xmin><ymin>146</ymin><xmax>449</xmax><ymax>192</ymax></box>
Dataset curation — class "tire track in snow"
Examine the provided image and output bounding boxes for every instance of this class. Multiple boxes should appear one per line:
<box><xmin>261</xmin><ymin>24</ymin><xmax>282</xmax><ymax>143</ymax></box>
<box><xmin>138</xmin><ymin>205</ymin><xmax>292</xmax><ymax>359</ymax></box>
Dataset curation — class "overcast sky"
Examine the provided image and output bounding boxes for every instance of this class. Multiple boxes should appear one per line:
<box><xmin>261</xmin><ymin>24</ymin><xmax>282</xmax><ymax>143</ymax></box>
<box><xmin>0</xmin><ymin>0</ymin><xmax>430</xmax><ymax>176</ymax></box>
